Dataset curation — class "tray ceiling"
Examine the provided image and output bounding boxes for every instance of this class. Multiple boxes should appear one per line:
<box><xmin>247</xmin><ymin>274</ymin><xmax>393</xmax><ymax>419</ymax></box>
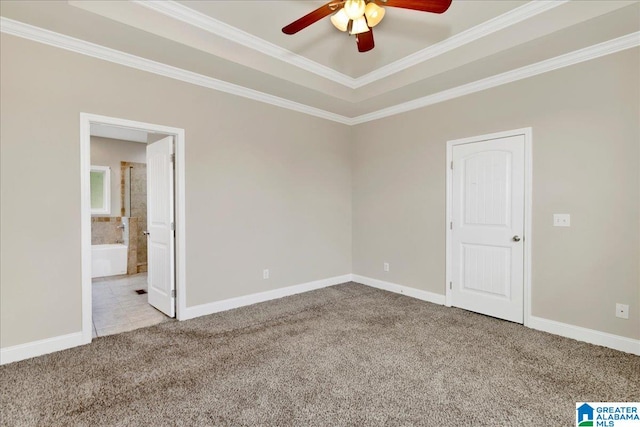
<box><xmin>1</xmin><ymin>0</ymin><xmax>638</xmax><ymax>120</ymax></box>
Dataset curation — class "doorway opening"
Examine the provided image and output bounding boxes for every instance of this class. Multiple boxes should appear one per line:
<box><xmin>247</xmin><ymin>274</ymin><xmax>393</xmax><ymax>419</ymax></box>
<box><xmin>445</xmin><ymin>128</ymin><xmax>532</xmax><ymax>326</ymax></box>
<box><xmin>80</xmin><ymin>114</ymin><xmax>186</xmax><ymax>344</ymax></box>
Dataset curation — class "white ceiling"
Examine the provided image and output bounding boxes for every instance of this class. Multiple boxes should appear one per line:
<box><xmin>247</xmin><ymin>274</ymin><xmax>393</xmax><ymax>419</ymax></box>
<box><xmin>1</xmin><ymin>0</ymin><xmax>638</xmax><ymax>120</ymax></box>
<box><xmin>177</xmin><ymin>0</ymin><xmax>529</xmax><ymax>77</ymax></box>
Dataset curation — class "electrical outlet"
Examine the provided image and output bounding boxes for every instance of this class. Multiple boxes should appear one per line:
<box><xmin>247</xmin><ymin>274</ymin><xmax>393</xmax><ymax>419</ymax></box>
<box><xmin>383</xmin><ymin>262</ymin><xmax>389</xmax><ymax>272</ymax></box>
<box><xmin>615</xmin><ymin>303</ymin><xmax>629</xmax><ymax>319</ymax></box>
<box><xmin>263</xmin><ymin>269</ymin><xmax>269</xmax><ymax>280</ymax></box>
<box><xmin>553</xmin><ymin>214</ymin><xmax>571</xmax><ymax>227</ymax></box>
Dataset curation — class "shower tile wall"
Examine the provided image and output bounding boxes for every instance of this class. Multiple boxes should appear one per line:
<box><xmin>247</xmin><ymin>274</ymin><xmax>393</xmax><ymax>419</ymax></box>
<box><xmin>121</xmin><ymin>162</ymin><xmax>147</xmax><ymax>273</ymax></box>
<box><xmin>125</xmin><ymin>217</ymin><xmax>138</xmax><ymax>275</ymax></box>
<box><xmin>91</xmin><ymin>217</ymin><xmax>123</xmax><ymax>245</ymax></box>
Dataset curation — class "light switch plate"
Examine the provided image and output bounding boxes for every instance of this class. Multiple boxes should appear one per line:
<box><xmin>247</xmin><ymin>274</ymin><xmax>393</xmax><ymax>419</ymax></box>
<box><xmin>553</xmin><ymin>214</ymin><xmax>570</xmax><ymax>227</ymax></box>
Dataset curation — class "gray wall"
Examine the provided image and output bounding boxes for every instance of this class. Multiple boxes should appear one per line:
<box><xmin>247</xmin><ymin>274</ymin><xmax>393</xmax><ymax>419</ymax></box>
<box><xmin>0</xmin><ymin>35</ymin><xmax>352</xmax><ymax>348</ymax></box>
<box><xmin>90</xmin><ymin>136</ymin><xmax>146</xmax><ymax>217</ymax></box>
<box><xmin>1</xmin><ymin>33</ymin><xmax>637</xmax><ymax>350</ymax></box>
<box><xmin>352</xmin><ymin>48</ymin><xmax>640</xmax><ymax>340</ymax></box>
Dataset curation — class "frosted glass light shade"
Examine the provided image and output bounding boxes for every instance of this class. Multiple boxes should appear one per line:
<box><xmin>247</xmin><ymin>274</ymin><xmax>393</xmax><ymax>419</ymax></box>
<box><xmin>330</xmin><ymin>9</ymin><xmax>349</xmax><ymax>32</ymax></box>
<box><xmin>349</xmin><ymin>16</ymin><xmax>370</xmax><ymax>35</ymax></box>
<box><xmin>344</xmin><ymin>0</ymin><xmax>365</xmax><ymax>20</ymax></box>
<box><xmin>364</xmin><ymin>3</ymin><xmax>385</xmax><ymax>27</ymax></box>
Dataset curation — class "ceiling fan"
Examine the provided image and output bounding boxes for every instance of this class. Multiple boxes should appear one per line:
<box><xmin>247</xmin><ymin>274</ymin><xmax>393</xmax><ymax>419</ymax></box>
<box><xmin>282</xmin><ymin>0</ymin><xmax>452</xmax><ymax>53</ymax></box>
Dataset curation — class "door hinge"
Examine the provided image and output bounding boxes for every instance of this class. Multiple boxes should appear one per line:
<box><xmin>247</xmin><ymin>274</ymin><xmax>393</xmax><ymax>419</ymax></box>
<box><xmin>450</xmin><ymin>222</ymin><xmax>453</xmax><ymax>230</ymax></box>
<box><xmin>450</xmin><ymin>161</ymin><xmax>453</xmax><ymax>170</ymax></box>
<box><xmin>171</xmin><ymin>289</ymin><xmax>176</xmax><ymax>298</ymax></box>
<box><xmin>170</xmin><ymin>153</ymin><xmax>175</xmax><ymax>162</ymax></box>
<box><xmin>171</xmin><ymin>222</ymin><xmax>175</xmax><ymax>231</ymax></box>
<box><xmin>449</xmin><ymin>281</ymin><xmax>452</xmax><ymax>290</ymax></box>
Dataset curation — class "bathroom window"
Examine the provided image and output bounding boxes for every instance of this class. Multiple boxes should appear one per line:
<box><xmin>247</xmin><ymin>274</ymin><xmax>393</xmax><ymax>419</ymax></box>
<box><xmin>90</xmin><ymin>165</ymin><xmax>111</xmax><ymax>215</ymax></box>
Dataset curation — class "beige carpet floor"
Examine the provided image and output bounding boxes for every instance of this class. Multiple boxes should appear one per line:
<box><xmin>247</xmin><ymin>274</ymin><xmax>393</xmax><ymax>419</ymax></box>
<box><xmin>1</xmin><ymin>282</ymin><xmax>639</xmax><ymax>426</ymax></box>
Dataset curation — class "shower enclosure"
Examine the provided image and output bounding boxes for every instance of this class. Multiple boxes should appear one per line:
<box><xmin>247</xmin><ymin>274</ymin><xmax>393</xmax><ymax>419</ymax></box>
<box><xmin>122</xmin><ymin>162</ymin><xmax>147</xmax><ymax>274</ymax></box>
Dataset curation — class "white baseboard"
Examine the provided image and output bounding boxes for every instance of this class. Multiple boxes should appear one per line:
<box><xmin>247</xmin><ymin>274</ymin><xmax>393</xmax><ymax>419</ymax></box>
<box><xmin>353</xmin><ymin>274</ymin><xmax>446</xmax><ymax>305</ymax></box>
<box><xmin>0</xmin><ymin>332</ymin><xmax>86</xmax><ymax>365</ymax></box>
<box><xmin>4</xmin><ymin>275</ymin><xmax>637</xmax><ymax>364</ymax></box>
<box><xmin>353</xmin><ymin>275</ymin><xmax>639</xmax><ymax>355</ymax></box>
<box><xmin>528</xmin><ymin>316</ymin><xmax>640</xmax><ymax>356</ymax></box>
<box><xmin>180</xmin><ymin>274</ymin><xmax>353</xmax><ymax>321</ymax></box>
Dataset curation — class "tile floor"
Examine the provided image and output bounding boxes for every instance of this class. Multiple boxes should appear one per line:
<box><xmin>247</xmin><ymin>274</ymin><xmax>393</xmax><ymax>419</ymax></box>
<box><xmin>92</xmin><ymin>273</ymin><xmax>170</xmax><ymax>337</ymax></box>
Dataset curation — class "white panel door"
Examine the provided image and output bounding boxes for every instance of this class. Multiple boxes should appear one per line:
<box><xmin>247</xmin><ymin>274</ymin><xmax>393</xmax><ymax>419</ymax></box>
<box><xmin>451</xmin><ymin>135</ymin><xmax>525</xmax><ymax>323</ymax></box>
<box><xmin>146</xmin><ymin>136</ymin><xmax>175</xmax><ymax>317</ymax></box>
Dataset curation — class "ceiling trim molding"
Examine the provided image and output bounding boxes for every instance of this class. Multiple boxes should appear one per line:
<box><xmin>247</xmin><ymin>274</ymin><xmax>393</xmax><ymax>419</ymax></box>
<box><xmin>350</xmin><ymin>31</ymin><xmax>640</xmax><ymax>124</ymax></box>
<box><xmin>353</xmin><ymin>0</ymin><xmax>569</xmax><ymax>88</ymax></box>
<box><xmin>1</xmin><ymin>18</ymin><xmax>638</xmax><ymax>127</ymax></box>
<box><xmin>132</xmin><ymin>0</ymin><xmax>568</xmax><ymax>90</ymax></box>
<box><xmin>0</xmin><ymin>17</ymin><xmax>352</xmax><ymax>125</ymax></box>
<box><xmin>132</xmin><ymin>0</ymin><xmax>358</xmax><ymax>88</ymax></box>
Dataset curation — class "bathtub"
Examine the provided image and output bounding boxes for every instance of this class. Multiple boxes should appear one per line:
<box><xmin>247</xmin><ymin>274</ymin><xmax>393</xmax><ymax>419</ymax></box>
<box><xmin>91</xmin><ymin>244</ymin><xmax>128</xmax><ymax>278</ymax></box>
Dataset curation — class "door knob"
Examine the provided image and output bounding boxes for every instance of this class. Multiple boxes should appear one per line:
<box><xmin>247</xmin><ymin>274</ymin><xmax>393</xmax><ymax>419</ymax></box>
<box><xmin>512</xmin><ymin>235</ymin><xmax>521</xmax><ymax>242</ymax></box>
<box><xmin>143</xmin><ymin>230</ymin><xmax>150</xmax><ymax>236</ymax></box>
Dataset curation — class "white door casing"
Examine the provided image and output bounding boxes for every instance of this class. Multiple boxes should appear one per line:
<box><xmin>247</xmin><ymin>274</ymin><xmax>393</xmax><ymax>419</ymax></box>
<box><xmin>146</xmin><ymin>136</ymin><xmax>176</xmax><ymax>317</ymax></box>
<box><xmin>449</xmin><ymin>133</ymin><xmax>526</xmax><ymax>323</ymax></box>
<box><xmin>81</xmin><ymin>113</ymin><xmax>186</xmax><ymax>347</ymax></box>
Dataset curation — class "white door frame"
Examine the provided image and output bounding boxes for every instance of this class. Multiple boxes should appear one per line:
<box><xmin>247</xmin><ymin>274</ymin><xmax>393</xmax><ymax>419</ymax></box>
<box><xmin>80</xmin><ymin>113</ymin><xmax>187</xmax><ymax>344</ymax></box>
<box><xmin>445</xmin><ymin>127</ymin><xmax>533</xmax><ymax>326</ymax></box>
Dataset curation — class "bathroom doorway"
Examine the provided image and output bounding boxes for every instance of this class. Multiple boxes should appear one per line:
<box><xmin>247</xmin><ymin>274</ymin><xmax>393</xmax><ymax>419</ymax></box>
<box><xmin>80</xmin><ymin>114</ymin><xmax>186</xmax><ymax>344</ymax></box>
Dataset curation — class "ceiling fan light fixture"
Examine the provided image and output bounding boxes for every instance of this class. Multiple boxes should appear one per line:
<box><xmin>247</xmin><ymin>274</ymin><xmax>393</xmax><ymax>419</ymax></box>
<box><xmin>281</xmin><ymin>0</ymin><xmax>452</xmax><ymax>52</ymax></box>
<box><xmin>364</xmin><ymin>3</ymin><xmax>385</xmax><ymax>27</ymax></box>
<box><xmin>344</xmin><ymin>0</ymin><xmax>366</xmax><ymax>20</ymax></box>
<box><xmin>349</xmin><ymin>16</ymin><xmax>370</xmax><ymax>35</ymax></box>
<box><xmin>330</xmin><ymin>9</ymin><xmax>349</xmax><ymax>32</ymax></box>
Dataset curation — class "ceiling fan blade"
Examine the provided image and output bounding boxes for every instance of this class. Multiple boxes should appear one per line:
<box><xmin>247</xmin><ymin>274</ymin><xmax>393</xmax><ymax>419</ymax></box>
<box><xmin>381</xmin><ymin>0</ymin><xmax>452</xmax><ymax>13</ymax></box>
<box><xmin>282</xmin><ymin>1</ymin><xmax>339</xmax><ymax>35</ymax></box>
<box><xmin>356</xmin><ymin>29</ymin><xmax>375</xmax><ymax>53</ymax></box>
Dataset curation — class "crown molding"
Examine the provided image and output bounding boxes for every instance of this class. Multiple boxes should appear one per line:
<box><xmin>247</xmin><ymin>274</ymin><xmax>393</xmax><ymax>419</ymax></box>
<box><xmin>132</xmin><ymin>0</ymin><xmax>358</xmax><ymax>88</ymax></box>
<box><xmin>132</xmin><ymin>0</ymin><xmax>567</xmax><ymax>90</ymax></box>
<box><xmin>0</xmin><ymin>17</ymin><xmax>352</xmax><ymax>125</ymax></box>
<box><xmin>353</xmin><ymin>0</ymin><xmax>568</xmax><ymax>88</ymax></box>
<box><xmin>349</xmin><ymin>31</ymin><xmax>640</xmax><ymax>124</ymax></box>
<box><xmin>1</xmin><ymin>18</ymin><xmax>638</xmax><ymax>127</ymax></box>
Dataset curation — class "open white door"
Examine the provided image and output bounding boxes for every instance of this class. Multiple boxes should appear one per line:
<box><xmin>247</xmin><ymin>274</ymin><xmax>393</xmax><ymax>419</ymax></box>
<box><xmin>146</xmin><ymin>136</ymin><xmax>175</xmax><ymax>317</ymax></box>
<box><xmin>450</xmin><ymin>135</ymin><xmax>525</xmax><ymax>323</ymax></box>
